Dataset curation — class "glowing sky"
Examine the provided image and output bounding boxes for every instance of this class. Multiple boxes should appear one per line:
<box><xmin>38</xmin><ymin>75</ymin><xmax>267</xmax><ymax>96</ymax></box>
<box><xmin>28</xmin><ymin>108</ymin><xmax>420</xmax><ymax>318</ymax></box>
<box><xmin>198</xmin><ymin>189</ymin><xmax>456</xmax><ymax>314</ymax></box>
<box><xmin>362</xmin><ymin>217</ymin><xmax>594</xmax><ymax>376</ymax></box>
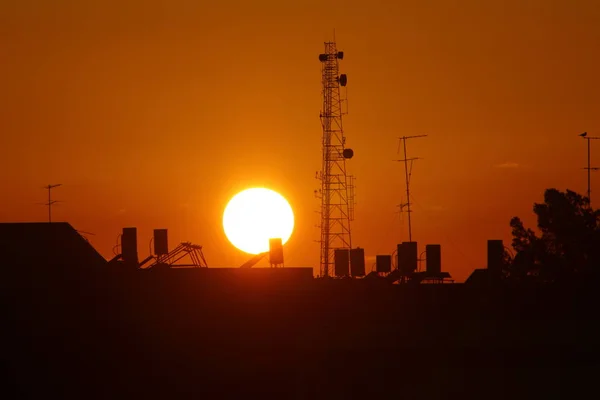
<box><xmin>1</xmin><ymin>0</ymin><xmax>599</xmax><ymax>281</ymax></box>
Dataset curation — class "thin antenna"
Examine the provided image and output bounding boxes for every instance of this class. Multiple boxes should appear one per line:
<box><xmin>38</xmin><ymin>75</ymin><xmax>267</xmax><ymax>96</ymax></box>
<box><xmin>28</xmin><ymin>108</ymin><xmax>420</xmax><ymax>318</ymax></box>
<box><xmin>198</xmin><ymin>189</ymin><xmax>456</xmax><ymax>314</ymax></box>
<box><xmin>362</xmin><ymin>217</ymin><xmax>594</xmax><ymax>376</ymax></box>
<box><xmin>76</xmin><ymin>230</ymin><xmax>95</xmax><ymax>243</ymax></box>
<box><xmin>43</xmin><ymin>184</ymin><xmax>62</xmax><ymax>223</ymax></box>
<box><xmin>580</xmin><ymin>132</ymin><xmax>600</xmax><ymax>205</ymax></box>
<box><xmin>394</xmin><ymin>135</ymin><xmax>427</xmax><ymax>242</ymax></box>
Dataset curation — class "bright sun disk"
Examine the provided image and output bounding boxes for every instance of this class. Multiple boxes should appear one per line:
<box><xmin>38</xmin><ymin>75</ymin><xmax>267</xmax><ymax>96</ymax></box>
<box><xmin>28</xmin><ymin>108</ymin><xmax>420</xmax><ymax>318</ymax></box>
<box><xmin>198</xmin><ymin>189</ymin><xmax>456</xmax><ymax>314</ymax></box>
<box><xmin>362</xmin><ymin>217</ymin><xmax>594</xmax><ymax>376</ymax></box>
<box><xmin>223</xmin><ymin>188</ymin><xmax>294</xmax><ymax>254</ymax></box>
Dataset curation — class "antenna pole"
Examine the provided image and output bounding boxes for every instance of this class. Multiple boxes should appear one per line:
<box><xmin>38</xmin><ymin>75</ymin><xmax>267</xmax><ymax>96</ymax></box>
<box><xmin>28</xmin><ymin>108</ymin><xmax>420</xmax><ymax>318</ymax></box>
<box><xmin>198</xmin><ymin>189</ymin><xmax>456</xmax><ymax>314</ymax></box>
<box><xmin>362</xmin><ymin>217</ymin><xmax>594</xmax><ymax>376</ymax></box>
<box><xmin>402</xmin><ymin>138</ymin><xmax>412</xmax><ymax>242</ymax></box>
<box><xmin>395</xmin><ymin>135</ymin><xmax>427</xmax><ymax>242</ymax></box>
<box><xmin>588</xmin><ymin>138</ymin><xmax>591</xmax><ymax>203</ymax></box>
<box><xmin>581</xmin><ymin>134</ymin><xmax>600</xmax><ymax>206</ymax></box>
<box><xmin>44</xmin><ymin>184</ymin><xmax>62</xmax><ymax>223</ymax></box>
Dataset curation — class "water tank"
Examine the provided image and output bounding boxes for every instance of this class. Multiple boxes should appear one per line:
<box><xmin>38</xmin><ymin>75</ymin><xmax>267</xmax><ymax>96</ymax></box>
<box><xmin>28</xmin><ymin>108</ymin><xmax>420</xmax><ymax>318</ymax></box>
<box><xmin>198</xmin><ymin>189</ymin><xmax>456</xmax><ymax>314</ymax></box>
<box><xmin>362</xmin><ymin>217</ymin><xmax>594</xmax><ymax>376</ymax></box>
<box><xmin>121</xmin><ymin>227</ymin><xmax>138</xmax><ymax>265</ymax></box>
<box><xmin>269</xmin><ymin>238</ymin><xmax>284</xmax><ymax>265</ymax></box>
<box><xmin>153</xmin><ymin>229</ymin><xmax>169</xmax><ymax>256</ymax></box>
<box><xmin>376</xmin><ymin>255</ymin><xmax>392</xmax><ymax>273</ymax></box>
<box><xmin>398</xmin><ymin>242</ymin><xmax>417</xmax><ymax>275</ymax></box>
<box><xmin>334</xmin><ymin>249</ymin><xmax>349</xmax><ymax>277</ymax></box>
<box><xmin>396</xmin><ymin>243</ymin><xmax>403</xmax><ymax>272</ymax></box>
<box><xmin>425</xmin><ymin>244</ymin><xmax>441</xmax><ymax>274</ymax></box>
<box><xmin>350</xmin><ymin>248</ymin><xmax>365</xmax><ymax>277</ymax></box>
<box><xmin>487</xmin><ymin>240</ymin><xmax>504</xmax><ymax>273</ymax></box>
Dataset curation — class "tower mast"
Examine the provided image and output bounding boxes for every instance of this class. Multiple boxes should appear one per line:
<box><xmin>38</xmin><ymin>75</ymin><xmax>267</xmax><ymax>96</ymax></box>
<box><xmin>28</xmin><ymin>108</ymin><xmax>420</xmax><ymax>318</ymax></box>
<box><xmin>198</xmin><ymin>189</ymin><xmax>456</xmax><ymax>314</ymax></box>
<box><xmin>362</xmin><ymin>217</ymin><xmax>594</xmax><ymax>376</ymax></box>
<box><xmin>316</xmin><ymin>39</ymin><xmax>354</xmax><ymax>277</ymax></box>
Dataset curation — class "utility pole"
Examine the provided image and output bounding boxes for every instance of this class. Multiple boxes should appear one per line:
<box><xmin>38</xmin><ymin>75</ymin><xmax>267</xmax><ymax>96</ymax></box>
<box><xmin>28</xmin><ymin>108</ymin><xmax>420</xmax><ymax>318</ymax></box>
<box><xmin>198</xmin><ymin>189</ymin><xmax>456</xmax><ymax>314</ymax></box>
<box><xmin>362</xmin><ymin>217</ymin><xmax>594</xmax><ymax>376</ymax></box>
<box><xmin>394</xmin><ymin>135</ymin><xmax>427</xmax><ymax>242</ymax></box>
<box><xmin>44</xmin><ymin>184</ymin><xmax>62</xmax><ymax>223</ymax></box>
<box><xmin>579</xmin><ymin>132</ymin><xmax>600</xmax><ymax>205</ymax></box>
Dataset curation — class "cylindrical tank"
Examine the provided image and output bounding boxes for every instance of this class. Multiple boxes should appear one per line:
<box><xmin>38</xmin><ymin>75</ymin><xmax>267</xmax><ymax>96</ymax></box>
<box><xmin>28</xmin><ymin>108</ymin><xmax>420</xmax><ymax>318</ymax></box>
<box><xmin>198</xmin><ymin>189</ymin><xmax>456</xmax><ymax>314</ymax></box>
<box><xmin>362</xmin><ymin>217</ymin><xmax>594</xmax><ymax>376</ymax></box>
<box><xmin>269</xmin><ymin>238</ymin><xmax>284</xmax><ymax>265</ymax></box>
<box><xmin>376</xmin><ymin>255</ymin><xmax>392</xmax><ymax>273</ymax></box>
<box><xmin>350</xmin><ymin>248</ymin><xmax>365</xmax><ymax>277</ymax></box>
<box><xmin>398</xmin><ymin>242</ymin><xmax>417</xmax><ymax>275</ymax></box>
<box><xmin>153</xmin><ymin>229</ymin><xmax>169</xmax><ymax>256</ymax></box>
<box><xmin>334</xmin><ymin>249</ymin><xmax>350</xmax><ymax>277</ymax></box>
<box><xmin>425</xmin><ymin>244</ymin><xmax>441</xmax><ymax>274</ymax></box>
<box><xmin>121</xmin><ymin>227</ymin><xmax>138</xmax><ymax>265</ymax></box>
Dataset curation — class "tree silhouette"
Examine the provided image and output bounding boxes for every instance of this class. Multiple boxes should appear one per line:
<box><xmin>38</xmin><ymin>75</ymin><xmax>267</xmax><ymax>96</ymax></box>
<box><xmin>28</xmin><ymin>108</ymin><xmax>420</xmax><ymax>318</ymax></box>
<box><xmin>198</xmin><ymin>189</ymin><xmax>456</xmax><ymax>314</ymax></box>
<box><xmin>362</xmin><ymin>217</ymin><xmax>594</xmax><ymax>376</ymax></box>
<box><xmin>506</xmin><ymin>189</ymin><xmax>600</xmax><ymax>284</ymax></box>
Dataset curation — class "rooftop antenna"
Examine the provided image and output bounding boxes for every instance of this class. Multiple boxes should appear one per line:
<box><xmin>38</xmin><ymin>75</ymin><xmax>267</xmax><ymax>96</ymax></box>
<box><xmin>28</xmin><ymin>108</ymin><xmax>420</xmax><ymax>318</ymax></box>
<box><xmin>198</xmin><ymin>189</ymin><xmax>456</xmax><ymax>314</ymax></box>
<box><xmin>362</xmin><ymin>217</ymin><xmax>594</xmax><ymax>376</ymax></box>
<box><xmin>579</xmin><ymin>132</ymin><xmax>600</xmax><ymax>205</ymax></box>
<box><xmin>43</xmin><ymin>184</ymin><xmax>62</xmax><ymax>223</ymax></box>
<box><xmin>314</xmin><ymin>36</ymin><xmax>355</xmax><ymax>278</ymax></box>
<box><xmin>394</xmin><ymin>135</ymin><xmax>427</xmax><ymax>242</ymax></box>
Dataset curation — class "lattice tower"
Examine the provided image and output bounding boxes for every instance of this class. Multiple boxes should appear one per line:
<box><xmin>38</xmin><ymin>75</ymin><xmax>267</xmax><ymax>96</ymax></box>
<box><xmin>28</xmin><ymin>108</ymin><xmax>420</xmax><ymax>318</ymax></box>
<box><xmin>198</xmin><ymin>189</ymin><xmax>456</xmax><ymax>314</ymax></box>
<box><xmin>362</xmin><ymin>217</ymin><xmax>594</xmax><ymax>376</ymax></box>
<box><xmin>315</xmin><ymin>41</ymin><xmax>355</xmax><ymax>277</ymax></box>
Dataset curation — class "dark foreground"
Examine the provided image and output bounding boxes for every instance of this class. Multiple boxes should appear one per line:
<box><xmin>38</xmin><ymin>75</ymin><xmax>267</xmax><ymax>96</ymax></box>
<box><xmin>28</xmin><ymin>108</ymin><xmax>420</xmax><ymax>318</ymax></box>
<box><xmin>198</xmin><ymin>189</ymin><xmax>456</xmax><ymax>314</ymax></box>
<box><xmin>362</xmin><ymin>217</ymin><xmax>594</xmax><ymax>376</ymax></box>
<box><xmin>2</xmin><ymin>270</ymin><xmax>599</xmax><ymax>399</ymax></box>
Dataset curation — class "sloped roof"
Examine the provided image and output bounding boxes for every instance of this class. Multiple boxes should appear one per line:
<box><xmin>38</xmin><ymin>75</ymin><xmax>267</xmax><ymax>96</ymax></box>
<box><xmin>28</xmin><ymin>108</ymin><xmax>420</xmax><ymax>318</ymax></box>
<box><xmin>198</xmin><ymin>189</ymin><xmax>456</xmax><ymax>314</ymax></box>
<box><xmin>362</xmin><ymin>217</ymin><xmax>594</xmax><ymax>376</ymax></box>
<box><xmin>0</xmin><ymin>222</ymin><xmax>106</xmax><ymax>272</ymax></box>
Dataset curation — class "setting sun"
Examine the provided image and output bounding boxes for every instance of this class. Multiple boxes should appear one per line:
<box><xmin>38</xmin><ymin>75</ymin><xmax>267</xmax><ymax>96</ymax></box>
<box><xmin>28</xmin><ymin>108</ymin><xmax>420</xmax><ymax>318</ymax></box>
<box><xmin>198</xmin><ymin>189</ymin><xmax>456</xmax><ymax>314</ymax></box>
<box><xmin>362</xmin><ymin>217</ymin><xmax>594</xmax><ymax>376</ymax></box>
<box><xmin>223</xmin><ymin>188</ymin><xmax>294</xmax><ymax>255</ymax></box>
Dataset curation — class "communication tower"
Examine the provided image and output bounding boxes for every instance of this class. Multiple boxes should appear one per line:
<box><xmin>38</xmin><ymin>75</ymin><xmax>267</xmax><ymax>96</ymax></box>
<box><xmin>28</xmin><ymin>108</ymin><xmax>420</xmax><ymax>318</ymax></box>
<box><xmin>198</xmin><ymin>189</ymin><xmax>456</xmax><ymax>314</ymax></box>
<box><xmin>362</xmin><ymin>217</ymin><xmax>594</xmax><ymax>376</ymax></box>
<box><xmin>315</xmin><ymin>39</ymin><xmax>355</xmax><ymax>277</ymax></box>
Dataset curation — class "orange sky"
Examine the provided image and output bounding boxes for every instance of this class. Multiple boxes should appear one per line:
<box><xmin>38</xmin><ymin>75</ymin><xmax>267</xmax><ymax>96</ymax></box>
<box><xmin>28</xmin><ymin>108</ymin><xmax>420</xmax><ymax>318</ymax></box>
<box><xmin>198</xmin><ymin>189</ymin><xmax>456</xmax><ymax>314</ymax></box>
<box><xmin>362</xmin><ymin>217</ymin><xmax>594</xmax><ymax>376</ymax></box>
<box><xmin>2</xmin><ymin>0</ymin><xmax>600</xmax><ymax>281</ymax></box>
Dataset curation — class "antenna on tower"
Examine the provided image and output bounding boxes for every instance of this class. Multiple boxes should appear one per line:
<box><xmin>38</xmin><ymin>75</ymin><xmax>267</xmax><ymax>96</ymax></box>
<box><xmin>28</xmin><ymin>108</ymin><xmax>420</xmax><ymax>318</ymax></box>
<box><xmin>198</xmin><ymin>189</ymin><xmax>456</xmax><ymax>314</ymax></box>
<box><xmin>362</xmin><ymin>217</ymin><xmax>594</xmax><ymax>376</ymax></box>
<box><xmin>394</xmin><ymin>135</ymin><xmax>427</xmax><ymax>242</ymax></box>
<box><xmin>43</xmin><ymin>184</ymin><xmax>62</xmax><ymax>223</ymax></box>
<box><xmin>315</xmin><ymin>37</ymin><xmax>355</xmax><ymax>278</ymax></box>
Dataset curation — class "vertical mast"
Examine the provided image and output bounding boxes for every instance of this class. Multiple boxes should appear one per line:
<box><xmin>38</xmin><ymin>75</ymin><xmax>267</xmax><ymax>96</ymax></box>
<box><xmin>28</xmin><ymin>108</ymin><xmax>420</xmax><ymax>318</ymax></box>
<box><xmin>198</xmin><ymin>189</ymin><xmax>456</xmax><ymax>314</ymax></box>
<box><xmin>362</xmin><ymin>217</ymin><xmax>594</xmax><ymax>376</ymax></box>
<box><xmin>44</xmin><ymin>184</ymin><xmax>62</xmax><ymax>223</ymax></box>
<box><xmin>316</xmin><ymin>40</ymin><xmax>354</xmax><ymax>277</ymax></box>
<box><xmin>395</xmin><ymin>136</ymin><xmax>426</xmax><ymax>242</ymax></box>
<box><xmin>580</xmin><ymin>132</ymin><xmax>600</xmax><ymax>207</ymax></box>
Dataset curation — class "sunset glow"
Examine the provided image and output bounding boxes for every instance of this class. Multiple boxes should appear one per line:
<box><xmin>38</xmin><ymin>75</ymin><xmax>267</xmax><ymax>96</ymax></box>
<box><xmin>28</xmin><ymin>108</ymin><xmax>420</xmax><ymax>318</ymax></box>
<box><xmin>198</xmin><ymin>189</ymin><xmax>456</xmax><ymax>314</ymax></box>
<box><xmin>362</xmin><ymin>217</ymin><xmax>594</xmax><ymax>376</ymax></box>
<box><xmin>2</xmin><ymin>1</ymin><xmax>599</xmax><ymax>281</ymax></box>
<box><xmin>223</xmin><ymin>188</ymin><xmax>294</xmax><ymax>255</ymax></box>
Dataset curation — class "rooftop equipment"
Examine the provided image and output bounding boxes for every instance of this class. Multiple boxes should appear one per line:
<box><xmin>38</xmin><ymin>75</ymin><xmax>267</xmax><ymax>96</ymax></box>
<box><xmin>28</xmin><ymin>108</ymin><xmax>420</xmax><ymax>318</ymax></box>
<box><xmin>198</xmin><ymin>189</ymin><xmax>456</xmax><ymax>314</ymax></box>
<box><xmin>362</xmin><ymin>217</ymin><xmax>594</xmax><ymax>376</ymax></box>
<box><xmin>350</xmin><ymin>248</ymin><xmax>365</xmax><ymax>277</ymax></box>
<box><xmin>269</xmin><ymin>238</ymin><xmax>284</xmax><ymax>267</ymax></box>
<box><xmin>425</xmin><ymin>244</ymin><xmax>441</xmax><ymax>275</ymax></box>
<box><xmin>376</xmin><ymin>255</ymin><xmax>392</xmax><ymax>273</ymax></box>
<box><xmin>334</xmin><ymin>249</ymin><xmax>350</xmax><ymax>277</ymax></box>
<box><xmin>121</xmin><ymin>227</ymin><xmax>138</xmax><ymax>266</ymax></box>
<box><xmin>398</xmin><ymin>242</ymin><xmax>418</xmax><ymax>276</ymax></box>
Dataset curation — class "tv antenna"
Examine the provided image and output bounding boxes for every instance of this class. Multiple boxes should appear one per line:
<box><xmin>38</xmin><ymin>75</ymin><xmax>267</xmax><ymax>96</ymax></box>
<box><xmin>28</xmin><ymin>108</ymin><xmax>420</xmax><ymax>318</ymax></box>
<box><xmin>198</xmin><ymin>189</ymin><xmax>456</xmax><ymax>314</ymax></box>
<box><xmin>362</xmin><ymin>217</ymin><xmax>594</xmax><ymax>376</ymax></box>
<box><xmin>43</xmin><ymin>184</ymin><xmax>62</xmax><ymax>223</ymax></box>
<box><xmin>579</xmin><ymin>132</ymin><xmax>600</xmax><ymax>205</ymax></box>
<box><xmin>394</xmin><ymin>135</ymin><xmax>427</xmax><ymax>242</ymax></box>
